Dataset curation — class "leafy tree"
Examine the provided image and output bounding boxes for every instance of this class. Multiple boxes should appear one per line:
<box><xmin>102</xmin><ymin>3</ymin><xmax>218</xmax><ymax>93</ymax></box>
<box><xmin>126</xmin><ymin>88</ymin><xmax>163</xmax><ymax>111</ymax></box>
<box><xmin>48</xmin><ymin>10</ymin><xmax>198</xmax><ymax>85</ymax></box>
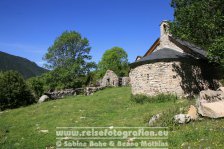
<box><xmin>0</xmin><ymin>71</ymin><xmax>35</xmax><ymax>110</ymax></box>
<box><xmin>98</xmin><ymin>47</ymin><xmax>129</xmax><ymax>77</ymax></box>
<box><xmin>170</xmin><ymin>0</ymin><xmax>224</xmax><ymax>63</ymax></box>
<box><xmin>208</xmin><ymin>37</ymin><xmax>224</xmax><ymax>64</ymax></box>
<box><xmin>44</xmin><ymin>31</ymin><xmax>95</xmax><ymax>69</ymax></box>
<box><xmin>43</xmin><ymin>31</ymin><xmax>96</xmax><ymax>89</ymax></box>
<box><xmin>27</xmin><ymin>77</ymin><xmax>44</xmax><ymax>99</ymax></box>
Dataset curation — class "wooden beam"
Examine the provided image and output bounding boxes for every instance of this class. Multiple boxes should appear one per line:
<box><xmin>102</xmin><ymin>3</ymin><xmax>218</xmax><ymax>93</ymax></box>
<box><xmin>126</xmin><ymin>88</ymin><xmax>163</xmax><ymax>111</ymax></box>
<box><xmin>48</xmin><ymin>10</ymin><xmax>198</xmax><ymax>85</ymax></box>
<box><xmin>143</xmin><ymin>38</ymin><xmax>160</xmax><ymax>57</ymax></box>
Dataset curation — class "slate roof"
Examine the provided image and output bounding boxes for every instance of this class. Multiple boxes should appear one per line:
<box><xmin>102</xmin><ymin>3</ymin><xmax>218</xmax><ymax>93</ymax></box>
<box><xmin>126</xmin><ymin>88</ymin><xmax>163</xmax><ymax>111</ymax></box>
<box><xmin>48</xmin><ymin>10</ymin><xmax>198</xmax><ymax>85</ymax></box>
<box><xmin>172</xmin><ymin>37</ymin><xmax>207</xmax><ymax>57</ymax></box>
<box><xmin>137</xmin><ymin>48</ymin><xmax>193</xmax><ymax>63</ymax></box>
<box><xmin>131</xmin><ymin>35</ymin><xmax>207</xmax><ymax>67</ymax></box>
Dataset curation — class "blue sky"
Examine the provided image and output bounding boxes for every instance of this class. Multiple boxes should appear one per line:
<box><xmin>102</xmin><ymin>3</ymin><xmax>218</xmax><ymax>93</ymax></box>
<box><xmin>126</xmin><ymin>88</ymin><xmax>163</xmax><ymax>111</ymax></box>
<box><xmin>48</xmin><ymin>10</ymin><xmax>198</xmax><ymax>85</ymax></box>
<box><xmin>0</xmin><ymin>0</ymin><xmax>174</xmax><ymax>67</ymax></box>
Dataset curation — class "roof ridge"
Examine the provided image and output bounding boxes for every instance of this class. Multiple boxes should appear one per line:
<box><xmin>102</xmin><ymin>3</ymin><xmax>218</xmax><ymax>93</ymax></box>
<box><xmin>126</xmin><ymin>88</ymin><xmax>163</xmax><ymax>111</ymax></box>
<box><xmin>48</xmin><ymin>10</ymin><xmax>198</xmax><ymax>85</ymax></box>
<box><xmin>169</xmin><ymin>36</ymin><xmax>207</xmax><ymax>59</ymax></box>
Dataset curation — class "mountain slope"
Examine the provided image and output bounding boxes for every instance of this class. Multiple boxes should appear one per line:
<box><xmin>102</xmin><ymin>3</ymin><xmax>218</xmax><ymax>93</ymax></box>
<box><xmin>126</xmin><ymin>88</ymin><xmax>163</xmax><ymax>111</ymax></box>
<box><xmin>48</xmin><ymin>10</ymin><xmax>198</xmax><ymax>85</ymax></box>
<box><xmin>0</xmin><ymin>87</ymin><xmax>223</xmax><ymax>148</ymax></box>
<box><xmin>0</xmin><ymin>51</ymin><xmax>48</xmax><ymax>78</ymax></box>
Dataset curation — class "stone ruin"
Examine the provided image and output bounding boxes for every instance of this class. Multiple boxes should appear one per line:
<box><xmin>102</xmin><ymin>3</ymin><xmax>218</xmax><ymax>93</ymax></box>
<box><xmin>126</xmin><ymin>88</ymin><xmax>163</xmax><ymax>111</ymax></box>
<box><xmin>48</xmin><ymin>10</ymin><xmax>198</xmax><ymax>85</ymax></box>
<box><xmin>38</xmin><ymin>70</ymin><xmax>130</xmax><ymax>103</ymax></box>
<box><xmin>101</xmin><ymin>70</ymin><xmax>119</xmax><ymax>87</ymax></box>
<box><xmin>121</xmin><ymin>77</ymin><xmax>130</xmax><ymax>86</ymax></box>
<box><xmin>100</xmin><ymin>70</ymin><xmax>130</xmax><ymax>87</ymax></box>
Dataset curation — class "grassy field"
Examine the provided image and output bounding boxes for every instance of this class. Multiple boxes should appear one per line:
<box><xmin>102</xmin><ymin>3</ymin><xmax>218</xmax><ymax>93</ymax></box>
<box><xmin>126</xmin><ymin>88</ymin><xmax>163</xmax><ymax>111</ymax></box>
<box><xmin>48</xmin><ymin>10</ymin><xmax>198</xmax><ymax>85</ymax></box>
<box><xmin>0</xmin><ymin>87</ymin><xmax>224</xmax><ymax>148</ymax></box>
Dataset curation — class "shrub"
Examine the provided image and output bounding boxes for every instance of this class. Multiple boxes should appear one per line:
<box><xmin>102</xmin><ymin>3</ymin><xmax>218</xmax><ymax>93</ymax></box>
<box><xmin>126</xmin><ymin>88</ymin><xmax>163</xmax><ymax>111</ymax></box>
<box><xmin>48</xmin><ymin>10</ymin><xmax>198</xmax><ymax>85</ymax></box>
<box><xmin>0</xmin><ymin>71</ymin><xmax>35</xmax><ymax>110</ymax></box>
<box><xmin>130</xmin><ymin>93</ymin><xmax>177</xmax><ymax>104</ymax></box>
<box><xmin>39</xmin><ymin>67</ymin><xmax>89</xmax><ymax>91</ymax></box>
<box><xmin>27</xmin><ymin>77</ymin><xmax>44</xmax><ymax>100</ymax></box>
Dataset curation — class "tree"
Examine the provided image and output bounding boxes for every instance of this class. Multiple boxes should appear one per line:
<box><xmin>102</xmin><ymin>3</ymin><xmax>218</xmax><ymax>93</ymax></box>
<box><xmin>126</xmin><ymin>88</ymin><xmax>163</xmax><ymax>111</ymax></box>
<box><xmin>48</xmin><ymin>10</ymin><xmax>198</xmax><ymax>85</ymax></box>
<box><xmin>27</xmin><ymin>77</ymin><xmax>44</xmax><ymax>99</ymax></box>
<box><xmin>98</xmin><ymin>47</ymin><xmax>129</xmax><ymax>77</ymax></box>
<box><xmin>170</xmin><ymin>0</ymin><xmax>224</xmax><ymax>64</ymax></box>
<box><xmin>43</xmin><ymin>31</ymin><xmax>96</xmax><ymax>89</ymax></box>
<box><xmin>44</xmin><ymin>31</ymin><xmax>95</xmax><ymax>69</ymax></box>
<box><xmin>0</xmin><ymin>71</ymin><xmax>35</xmax><ymax>110</ymax></box>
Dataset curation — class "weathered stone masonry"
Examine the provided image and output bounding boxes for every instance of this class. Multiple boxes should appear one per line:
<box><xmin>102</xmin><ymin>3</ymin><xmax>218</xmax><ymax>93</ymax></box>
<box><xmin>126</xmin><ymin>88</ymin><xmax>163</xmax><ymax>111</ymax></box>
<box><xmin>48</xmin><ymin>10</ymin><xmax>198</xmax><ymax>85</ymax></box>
<box><xmin>129</xmin><ymin>20</ymin><xmax>221</xmax><ymax>97</ymax></box>
<box><xmin>130</xmin><ymin>60</ymin><xmax>219</xmax><ymax>96</ymax></box>
<box><xmin>130</xmin><ymin>61</ymin><xmax>182</xmax><ymax>96</ymax></box>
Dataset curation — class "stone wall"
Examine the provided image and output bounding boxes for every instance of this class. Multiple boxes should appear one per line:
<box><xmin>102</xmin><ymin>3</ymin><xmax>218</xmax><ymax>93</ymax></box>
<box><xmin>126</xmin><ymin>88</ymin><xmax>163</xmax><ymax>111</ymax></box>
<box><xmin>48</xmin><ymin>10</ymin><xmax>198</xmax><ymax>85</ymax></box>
<box><xmin>121</xmin><ymin>77</ymin><xmax>130</xmax><ymax>86</ymax></box>
<box><xmin>101</xmin><ymin>70</ymin><xmax>119</xmax><ymax>87</ymax></box>
<box><xmin>129</xmin><ymin>60</ymin><xmax>220</xmax><ymax>97</ymax></box>
<box><xmin>157</xmin><ymin>21</ymin><xmax>186</xmax><ymax>53</ymax></box>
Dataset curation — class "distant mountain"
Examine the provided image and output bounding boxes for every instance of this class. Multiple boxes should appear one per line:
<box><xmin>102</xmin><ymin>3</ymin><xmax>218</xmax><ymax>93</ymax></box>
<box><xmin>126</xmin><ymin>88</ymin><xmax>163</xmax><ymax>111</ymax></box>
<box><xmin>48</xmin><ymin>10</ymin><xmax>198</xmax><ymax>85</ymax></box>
<box><xmin>0</xmin><ymin>51</ymin><xmax>48</xmax><ymax>78</ymax></box>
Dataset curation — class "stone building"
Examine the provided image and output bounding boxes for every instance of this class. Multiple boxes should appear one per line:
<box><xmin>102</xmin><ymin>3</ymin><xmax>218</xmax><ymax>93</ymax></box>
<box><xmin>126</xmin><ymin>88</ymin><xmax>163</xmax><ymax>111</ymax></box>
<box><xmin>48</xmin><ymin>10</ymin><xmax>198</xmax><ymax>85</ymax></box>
<box><xmin>101</xmin><ymin>70</ymin><xmax>119</xmax><ymax>87</ymax></box>
<box><xmin>129</xmin><ymin>20</ymin><xmax>220</xmax><ymax>97</ymax></box>
<box><xmin>100</xmin><ymin>70</ymin><xmax>130</xmax><ymax>87</ymax></box>
<box><xmin>121</xmin><ymin>77</ymin><xmax>130</xmax><ymax>86</ymax></box>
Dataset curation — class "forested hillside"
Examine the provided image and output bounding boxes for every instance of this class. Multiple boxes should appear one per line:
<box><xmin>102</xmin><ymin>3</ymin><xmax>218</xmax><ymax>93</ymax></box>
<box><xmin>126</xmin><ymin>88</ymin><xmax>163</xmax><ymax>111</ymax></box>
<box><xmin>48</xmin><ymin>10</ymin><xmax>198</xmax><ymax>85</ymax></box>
<box><xmin>0</xmin><ymin>51</ymin><xmax>48</xmax><ymax>78</ymax></box>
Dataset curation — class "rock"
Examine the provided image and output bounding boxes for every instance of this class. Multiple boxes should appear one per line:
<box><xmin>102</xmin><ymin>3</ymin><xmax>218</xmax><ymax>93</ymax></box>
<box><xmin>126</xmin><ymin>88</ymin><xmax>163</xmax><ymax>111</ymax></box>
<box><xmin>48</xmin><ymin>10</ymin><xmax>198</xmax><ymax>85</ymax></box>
<box><xmin>85</xmin><ymin>86</ymin><xmax>105</xmax><ymax>96</ymax></box>
<box><xmin>217</xmin><ymin>87</ymin><xmax>224</xmax><ymax>92</ymax></box>
<box><xmin>109</xmin><ymin>126</ymin><xmax>114</xmax><ymax>129</ymax></box>
<box><xmin>148</xmin><ymin>113</ymin><xmax>161</xmax><ymax>126</ymax></box>
<box><xmin>38</xmin><ymin>95</ymin><xmax>49</xmax><ymax>103</ymax></box>
<box><xmin>197</xmin><ymin>89</ymin><xmax>224</xmax><ymax>118</ymax></box>
<box><xmin>39</xmin><ymin>130</ymin><xmax>49</xmax><ymax>133</ymax></box>
<box><xmin>187</xmin><ymin>105</ymin><xmax>198</xmax><ymax>120</ymax></box>
<box><xmin>199</xmin><ymin>89</ymin><xmax>224</xmax><ymax>102</ymax></box>
<box><xmin>127</xmin><ymin>137</ymin><xmax>135</xmax><ymax>143</ymax></box>
<box><xmin>45</xmin><ymin>88</ymin><xmax>77</xmax><ymax>99</ymax></box>
<box><xmin>174</xmin><ymin>114</ymin><xmax>191</xmax><ymax>124</ymax></box>
<box><xmin>45</xmin><ymin>146</ymin><xmax>54</xmax><ymax>149</ymax></box>
<box><xmin>198</xmin><ymin>101</ymin><xmax>224</xmax><ymax>118</ymax></box>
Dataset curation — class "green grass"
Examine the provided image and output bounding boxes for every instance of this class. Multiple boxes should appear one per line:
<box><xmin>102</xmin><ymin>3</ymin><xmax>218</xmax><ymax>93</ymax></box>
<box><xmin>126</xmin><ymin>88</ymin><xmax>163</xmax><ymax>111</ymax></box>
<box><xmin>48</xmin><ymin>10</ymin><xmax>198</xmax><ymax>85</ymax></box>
<box><xmin>0</xmin><ymin>87</ymin><xmax>224</xmax><ymax>148</ymax></box>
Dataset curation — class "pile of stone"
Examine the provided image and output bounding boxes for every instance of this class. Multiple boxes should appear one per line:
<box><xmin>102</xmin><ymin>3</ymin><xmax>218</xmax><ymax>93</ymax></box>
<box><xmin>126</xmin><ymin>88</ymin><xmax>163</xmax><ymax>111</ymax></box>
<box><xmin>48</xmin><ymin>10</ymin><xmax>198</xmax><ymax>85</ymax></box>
<box><xmin>45</xmin><ymin>89</ymin><xmax>77</xmax><ymax>99</ymax></box>
<box><xmin>85</xmin><ymin>86</ymin><xmax>105</xmax><ymax>96</ymax></box>
<box><xmin>38</xmin><ymin>86</ymin><xmax>107</xmax><ymax>103</ymax></box>
<box><xmin>173</xmin><ymin>87</ymin><xmax>224</xmax><ymax>124</ymax></box>
<box><xmin>38</xmin><ymin>89</ymin><xmax>78</xmax><ymax>103</ymax></box>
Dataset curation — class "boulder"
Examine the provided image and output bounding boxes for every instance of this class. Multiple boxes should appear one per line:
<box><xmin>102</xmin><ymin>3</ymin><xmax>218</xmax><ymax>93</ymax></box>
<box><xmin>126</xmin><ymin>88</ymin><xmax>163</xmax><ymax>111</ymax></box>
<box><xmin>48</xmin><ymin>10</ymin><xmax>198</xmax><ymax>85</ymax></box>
<box><xmin>198</xmin><ymin>101</ymin><xmax>224</xmax><ymax>118</ymax></box>
<box><xmin>174</xmin><ymin>114</ymin><xmax>191</xmax><ymax>124</ymax></box>
<box><xmin>217</xmin><ymin>87</ymin><xmax>224</xmax><ymax>92</ymax></box>
<box><xmin>187</xmin><ymin>105</ymin><xmax>198</xmax><ymax>120</ymax></box>
<box><xmin>38</xmin><ymin>95</ymin><xmax>49</xmax><ymax>103</ymax></box>
<box><xmin>197</xmin><ymin>89</ymin><xmax>224</xmax><ymax>118</ymax></box>
<box><xmin>199</xmin><ymin>89</ymin><xmax>224</xmax><ymax>102</ymax></box>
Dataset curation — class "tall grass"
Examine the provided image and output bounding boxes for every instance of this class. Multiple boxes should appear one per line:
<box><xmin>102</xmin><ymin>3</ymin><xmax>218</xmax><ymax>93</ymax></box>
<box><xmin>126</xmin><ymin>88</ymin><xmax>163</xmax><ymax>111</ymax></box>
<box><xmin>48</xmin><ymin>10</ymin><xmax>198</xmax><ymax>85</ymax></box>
<box><xmin>130</xmin><ymin>93</ymin><xmax>178</xmax><ymax>104</ymax></box>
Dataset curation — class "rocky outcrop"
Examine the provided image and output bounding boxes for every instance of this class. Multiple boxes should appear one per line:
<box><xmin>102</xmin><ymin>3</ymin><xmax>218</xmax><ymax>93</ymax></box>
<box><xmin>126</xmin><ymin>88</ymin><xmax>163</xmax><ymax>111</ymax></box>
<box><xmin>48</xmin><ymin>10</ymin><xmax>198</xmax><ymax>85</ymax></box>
<box><xmin>197</xmin><ymin>89</ymin><xmax>224</xmax><ymax>118</ymax></box>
